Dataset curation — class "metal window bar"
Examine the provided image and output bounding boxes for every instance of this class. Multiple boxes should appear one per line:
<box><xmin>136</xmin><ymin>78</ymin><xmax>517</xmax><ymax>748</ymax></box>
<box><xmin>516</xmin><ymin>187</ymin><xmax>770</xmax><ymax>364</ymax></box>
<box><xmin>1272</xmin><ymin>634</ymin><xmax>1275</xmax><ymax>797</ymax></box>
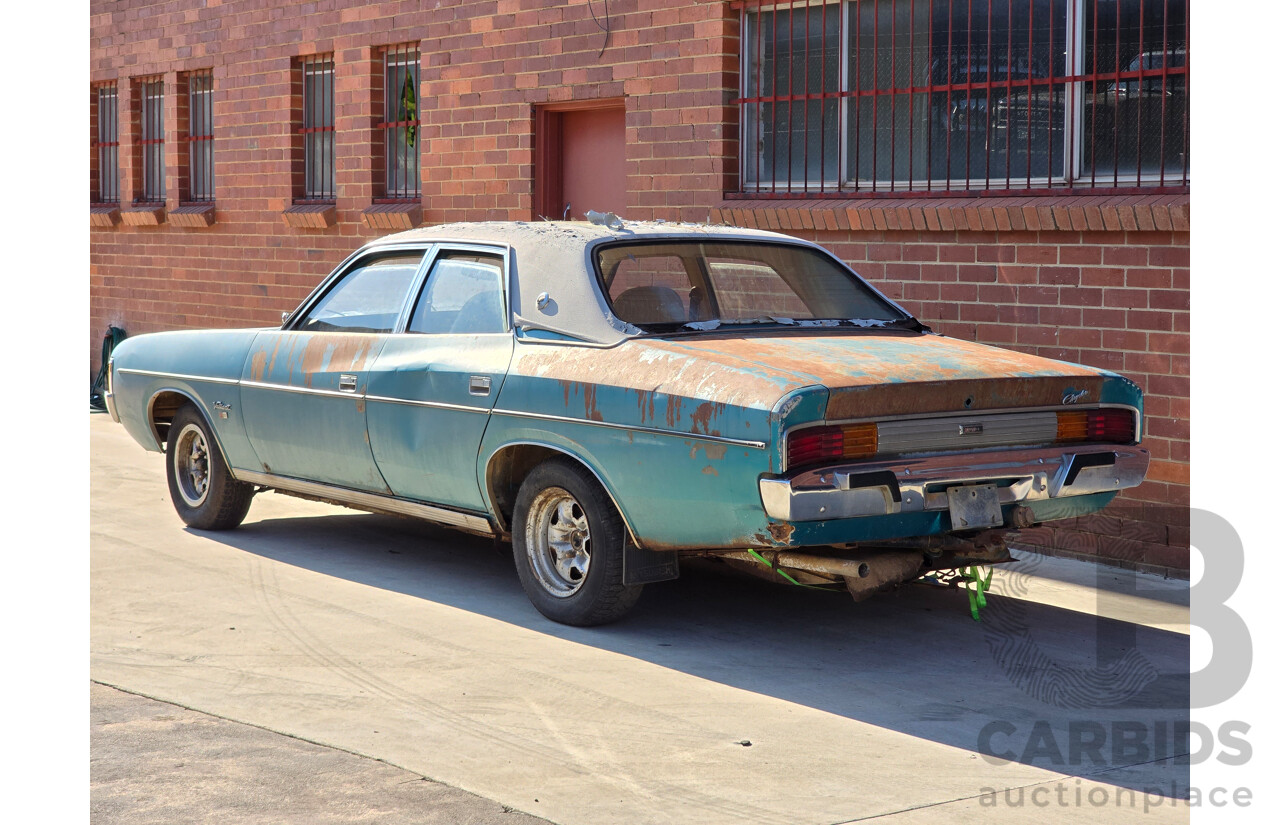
<box><xmin>93</xmin><ymin>85</ymin><xmax>119</xmax><ymax>204</ymax></box>
<box><xmin>138</xmin><ymin>79</ymin><xmax>164</xmax><ymax>203</ymax></box>
<box><xmin>184</xmin><ymin>72</ymin><xmax>215</xmax><ymax>203</ymax></box>
<box><xmin>300</xmin><ymin>56</ymin><xmax>336</xmax><ymax>201</ymax></box>
<box><xmin>735</xmin><ymin>0</ymin><xmax>1188</xmax><ymax>197</ymax></box>
<box><xmin>379</xmin><ymin>46</ymin><xmax>421</xmax><ymax>200</ymax></box>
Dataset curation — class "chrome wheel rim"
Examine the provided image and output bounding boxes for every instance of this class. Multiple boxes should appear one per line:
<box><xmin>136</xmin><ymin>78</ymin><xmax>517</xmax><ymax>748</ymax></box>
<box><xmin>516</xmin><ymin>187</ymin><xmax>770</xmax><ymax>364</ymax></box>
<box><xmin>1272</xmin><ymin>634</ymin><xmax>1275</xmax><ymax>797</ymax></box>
<box><xmin>173</xmin><ymin>423</ymin><xmax>211</xmax><ymax>508</ymax></box>
<box><xmin>525</xmin><ymin>487</ymin><xmax>591</xmax><ymax>597</ymax></box>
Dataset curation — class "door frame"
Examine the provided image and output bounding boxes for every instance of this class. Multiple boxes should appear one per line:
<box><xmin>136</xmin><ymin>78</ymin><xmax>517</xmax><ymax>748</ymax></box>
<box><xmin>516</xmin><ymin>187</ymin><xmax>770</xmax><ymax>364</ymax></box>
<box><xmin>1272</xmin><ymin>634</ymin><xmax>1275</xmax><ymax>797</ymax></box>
<box><xmin>533</xmin><ymin>97</ymin><xmax>626</xmax><ymax>221</ymax></box>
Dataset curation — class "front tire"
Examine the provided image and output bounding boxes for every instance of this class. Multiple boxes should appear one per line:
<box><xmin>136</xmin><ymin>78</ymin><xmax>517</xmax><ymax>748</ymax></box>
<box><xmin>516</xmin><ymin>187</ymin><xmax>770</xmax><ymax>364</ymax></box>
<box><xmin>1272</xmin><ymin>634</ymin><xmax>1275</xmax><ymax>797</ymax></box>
<box><xmin>512</xmin><ymin>459</ymin><xmax>642</xmax><ymax>626</ymax></box>
<box><xmin>165</xmin><ymin>404</ymin><xmax>254</xmax><ymax>530</ymax></box>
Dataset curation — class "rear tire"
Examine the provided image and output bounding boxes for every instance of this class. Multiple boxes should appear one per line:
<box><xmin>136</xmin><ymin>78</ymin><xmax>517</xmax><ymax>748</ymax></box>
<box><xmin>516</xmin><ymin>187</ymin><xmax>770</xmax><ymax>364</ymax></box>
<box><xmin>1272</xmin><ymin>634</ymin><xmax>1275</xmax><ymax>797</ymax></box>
<box><xmin>165</xmin><ymin>404</ymin><xmax>254</xmax><ymax>530</ymax></box>
<box><xmin>512</xmin><ymin>459</ymin><xmax>642</xmax><ymax>626</ymax></box>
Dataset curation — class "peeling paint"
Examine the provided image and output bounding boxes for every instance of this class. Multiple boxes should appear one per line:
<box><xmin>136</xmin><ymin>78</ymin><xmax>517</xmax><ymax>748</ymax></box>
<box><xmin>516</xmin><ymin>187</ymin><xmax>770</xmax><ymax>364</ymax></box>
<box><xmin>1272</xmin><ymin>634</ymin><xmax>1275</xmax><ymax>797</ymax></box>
<box><xmin>690</xmin><ymin>401</ymin><xmax>726</xmax><ymax>436</ymax></box>
<box><xmin>702</xmin><ymin>465</ymin><xmax>718</xmax><ymax>476</ymax></box>
<box><xmin>249</xmin><ymin>350</ymin><xmax>268</xmax><ymax>382</ymax></box>
<box><xmin>766</xmin><ymin>522</ymin><xmax>796</xmax><ymax>544</ymax></box>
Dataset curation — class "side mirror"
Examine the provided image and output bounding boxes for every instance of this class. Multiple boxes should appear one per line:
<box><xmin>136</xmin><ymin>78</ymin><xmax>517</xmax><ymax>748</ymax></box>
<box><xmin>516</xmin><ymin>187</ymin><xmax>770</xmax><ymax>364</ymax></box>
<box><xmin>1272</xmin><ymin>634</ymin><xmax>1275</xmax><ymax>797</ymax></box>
<box><xmin>281</xmin><ymin>310</ymin><xmax>292</xmax><ymax>327</ymax></box>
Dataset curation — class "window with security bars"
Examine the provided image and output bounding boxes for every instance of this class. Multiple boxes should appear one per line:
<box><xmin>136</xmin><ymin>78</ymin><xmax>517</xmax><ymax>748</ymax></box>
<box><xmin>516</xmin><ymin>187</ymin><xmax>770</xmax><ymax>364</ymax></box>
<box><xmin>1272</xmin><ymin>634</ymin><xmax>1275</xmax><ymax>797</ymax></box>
<box><xmin>136</xmin><ymin>78</ymin><xmax>165</xmax><ymax>203</ymax></box>
<box><xmin>739</xmin><ymin>0</ymin><xmax>1188</xmax><ymax>195</ymax></box>
<box><xmin>300</xmin><ymin>56</ymin><xmax>336</xmax><ymax>201</ymax></box>
<box><xmin>184</xmin><ymin>71</ymin><xmax>215</xmax><ymax>202</ymax></box>
<box><xmin>93</xmin><ymin>84</ymin><xmax>119</xmax><ymax>204</ymax></box>
<box><xmin>380</xmin><ymin>46</ymin><xmax>421</xmax><ymax>200</ymax></box>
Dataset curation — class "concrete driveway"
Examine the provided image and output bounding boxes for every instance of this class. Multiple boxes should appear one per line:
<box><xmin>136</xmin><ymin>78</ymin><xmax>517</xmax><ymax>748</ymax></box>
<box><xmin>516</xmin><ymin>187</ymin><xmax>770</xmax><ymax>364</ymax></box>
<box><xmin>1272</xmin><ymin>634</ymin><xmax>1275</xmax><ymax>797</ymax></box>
<box><xmin>90</xmin><ymin>412</ymin><xmax>1190</xmax><ymax>824</ymax></box>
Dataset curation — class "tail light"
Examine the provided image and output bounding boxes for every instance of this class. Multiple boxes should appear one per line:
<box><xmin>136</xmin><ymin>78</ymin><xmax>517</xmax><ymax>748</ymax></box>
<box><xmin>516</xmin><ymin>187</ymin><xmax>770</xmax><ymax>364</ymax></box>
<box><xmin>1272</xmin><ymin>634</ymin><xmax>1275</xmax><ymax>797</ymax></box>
<box><xmin>1055</xmin><ymin>409</ymin><xmax>1136</xmax><ymax>444</ymax></box>
<box><xmin>787</xmin><ymin>423</ymin><xmax>878</xmax><ymax>470</ymax></box>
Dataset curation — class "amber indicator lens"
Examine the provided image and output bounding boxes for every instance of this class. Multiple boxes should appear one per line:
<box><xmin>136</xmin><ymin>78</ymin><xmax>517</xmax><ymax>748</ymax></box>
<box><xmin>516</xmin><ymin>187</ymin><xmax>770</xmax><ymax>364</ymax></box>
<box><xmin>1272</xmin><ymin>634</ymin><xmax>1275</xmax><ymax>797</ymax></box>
<box><xmin>841</xmin><ymin>422</ymin><xmax>879</xmax><ymax>459</ymax></box>
<box><xmin>1056</xmin><ymin>409</ymin><xmax>1135</xmax><ymax>444</ymax></box>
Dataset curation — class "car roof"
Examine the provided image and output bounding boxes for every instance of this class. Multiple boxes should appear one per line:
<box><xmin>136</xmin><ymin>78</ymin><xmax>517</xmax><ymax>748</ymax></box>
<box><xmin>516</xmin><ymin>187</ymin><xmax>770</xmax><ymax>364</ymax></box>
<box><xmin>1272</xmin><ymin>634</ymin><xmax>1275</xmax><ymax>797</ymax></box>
<box><xmin>363</xmin><ymin>220</ymin><xmax>816</xmax><ymax>345</ymax></box>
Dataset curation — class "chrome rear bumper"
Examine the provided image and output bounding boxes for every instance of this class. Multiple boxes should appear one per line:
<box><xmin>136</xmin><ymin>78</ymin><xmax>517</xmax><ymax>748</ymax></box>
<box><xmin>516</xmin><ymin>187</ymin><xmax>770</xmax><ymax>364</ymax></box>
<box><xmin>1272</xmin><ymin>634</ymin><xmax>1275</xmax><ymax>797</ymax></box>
<box><xmin>758</xmin><ymin>445</ymin><xmax>1149</xmax><ymax>522</ymax></box>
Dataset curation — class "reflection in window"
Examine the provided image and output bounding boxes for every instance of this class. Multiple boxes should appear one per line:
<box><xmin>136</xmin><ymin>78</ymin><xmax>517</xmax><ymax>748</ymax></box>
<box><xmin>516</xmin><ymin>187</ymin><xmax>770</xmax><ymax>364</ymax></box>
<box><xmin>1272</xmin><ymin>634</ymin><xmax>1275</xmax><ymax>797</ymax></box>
<box><xmin>740</xmin><ymin>0</ymin><xmax>1188</xmax><ymax>193</ymax></box>
<box><xmin>299</xmin><ymin>254</ymin><xmax>422</xmax><ymax>333</ymax></box>
<box><xmin>408</xmin><ymin>255</ymin><xmax>506</xmax><ymax>335</ymax></box>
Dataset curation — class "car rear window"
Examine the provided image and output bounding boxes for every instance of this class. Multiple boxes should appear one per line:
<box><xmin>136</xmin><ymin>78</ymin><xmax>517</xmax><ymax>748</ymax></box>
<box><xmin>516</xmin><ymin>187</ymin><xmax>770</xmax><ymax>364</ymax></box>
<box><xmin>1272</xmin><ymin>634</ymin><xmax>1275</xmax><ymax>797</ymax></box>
<box><xmin>594</xmin><ymin>241</ymin><xmax>909</xmax><ymax>331</ymax></box>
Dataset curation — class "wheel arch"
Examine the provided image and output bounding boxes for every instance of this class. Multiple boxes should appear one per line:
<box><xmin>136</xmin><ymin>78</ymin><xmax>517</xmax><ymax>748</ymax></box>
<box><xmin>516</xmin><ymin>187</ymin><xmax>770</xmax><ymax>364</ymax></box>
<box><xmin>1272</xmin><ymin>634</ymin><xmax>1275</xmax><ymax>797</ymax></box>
<box><xmin>147</xmin><ymin>389</ymin><xmax>236</xmax><ymax>473</ymax></box>
<box><xmin>483</xmin><ymin>441</ymin><xmax>641</xmax><ymax>547</ymax></box>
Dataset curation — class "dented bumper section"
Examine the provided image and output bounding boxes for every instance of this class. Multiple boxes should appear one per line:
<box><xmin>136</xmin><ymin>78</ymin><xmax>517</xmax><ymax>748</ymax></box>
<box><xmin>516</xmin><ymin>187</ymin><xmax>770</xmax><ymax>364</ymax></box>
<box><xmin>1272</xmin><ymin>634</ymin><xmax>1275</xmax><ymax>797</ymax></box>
<box><xmin>758</xmin><ymin>445</ymin><xmax>1150</xmax><ymax>522</ymax></box>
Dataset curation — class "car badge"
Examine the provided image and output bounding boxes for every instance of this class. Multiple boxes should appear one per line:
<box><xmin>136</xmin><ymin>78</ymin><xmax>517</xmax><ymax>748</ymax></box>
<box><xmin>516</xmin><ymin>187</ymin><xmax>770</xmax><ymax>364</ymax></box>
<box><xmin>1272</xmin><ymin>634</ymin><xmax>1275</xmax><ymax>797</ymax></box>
<box><xmin>1062</xmin><ymin>387</ymin><xmax>1089</xmax><ymax>404</ymax></box>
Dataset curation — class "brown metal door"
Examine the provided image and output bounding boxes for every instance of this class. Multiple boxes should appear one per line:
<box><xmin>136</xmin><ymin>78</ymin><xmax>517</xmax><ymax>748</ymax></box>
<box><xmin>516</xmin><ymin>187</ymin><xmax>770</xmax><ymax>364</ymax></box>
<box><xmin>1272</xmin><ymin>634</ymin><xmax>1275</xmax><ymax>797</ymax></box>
<box><xmin>535</xmin><ymin>102</ymin><xmax>626</xmax><ymax>220</ymax></box>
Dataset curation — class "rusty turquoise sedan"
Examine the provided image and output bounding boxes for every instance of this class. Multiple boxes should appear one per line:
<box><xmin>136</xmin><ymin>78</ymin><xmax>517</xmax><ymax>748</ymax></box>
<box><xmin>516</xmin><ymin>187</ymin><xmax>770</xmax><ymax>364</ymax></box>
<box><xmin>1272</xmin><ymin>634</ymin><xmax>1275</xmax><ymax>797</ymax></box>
<box><xmin>105</xmin><ymin>221</ymin><xmax>1149</xmax><ymax>625</ymax></box>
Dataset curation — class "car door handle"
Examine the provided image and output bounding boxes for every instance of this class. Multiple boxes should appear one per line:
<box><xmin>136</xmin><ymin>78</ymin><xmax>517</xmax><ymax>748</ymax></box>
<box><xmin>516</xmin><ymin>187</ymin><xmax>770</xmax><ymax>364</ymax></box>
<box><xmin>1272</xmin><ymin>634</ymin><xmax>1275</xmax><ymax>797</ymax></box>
<box><xmin>469</xmin><ymin>375</ymin><xmax>492</xmax><ymax>396</ymax></box>
<box><xmin>338</xmin><ymin>374</ymin><xmax>358</xmax><ymax>393</ymax></box>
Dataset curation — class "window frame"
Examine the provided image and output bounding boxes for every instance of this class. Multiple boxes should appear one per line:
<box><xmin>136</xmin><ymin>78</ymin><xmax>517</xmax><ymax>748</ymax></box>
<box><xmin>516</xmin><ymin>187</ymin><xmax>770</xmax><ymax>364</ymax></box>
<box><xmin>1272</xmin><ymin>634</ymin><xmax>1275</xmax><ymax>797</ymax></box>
<box><xmin>298</xmin><ymin>55</ymin><xmax>336</xmax><ymax>203</ymax></box>
<box><xmin>592</xmin><ymin>238</ymin><xmax>914</xmax><ymax>332</ymax></box>
<box><xmin>183</xmin><ymin>70</ymin><xmax>215</xmax><ymax>204</ymax></box>
<box><xmin>737</xmin><ymin>0</ymin><xmax>1189</xmax><ymax>197</ymax></box>
<box><xmin>92</xmin><ymin>83</ymin><xmax>120</xmax><ymax>205</ymax></box>
<box><xmin>406</xmin><ymin>250</ymin><xmax>509</xmax><ymax>336</ymax></box>
<box><xmin>284</xmin><ymin>242</ymin><xmax>512</xmax><ymax>335</ymax></box>
<box><xmin>135</xmin><ymin>77</ymin><xmax>165</xmax><ymax>204</ymax></box>
<box><xmin>378</xmin><ymin>44</ymin><xmax>422</xmax><ymax>202</ymax></box>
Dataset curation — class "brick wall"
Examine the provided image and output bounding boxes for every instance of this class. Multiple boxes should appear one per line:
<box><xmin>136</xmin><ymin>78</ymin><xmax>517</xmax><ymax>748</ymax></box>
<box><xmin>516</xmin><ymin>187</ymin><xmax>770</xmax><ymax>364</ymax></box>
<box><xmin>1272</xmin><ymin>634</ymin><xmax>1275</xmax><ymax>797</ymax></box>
<box><xmin>90</xmin><ymin>0</ymin><xmax>1190</xmax><ymax>576</ymax></box>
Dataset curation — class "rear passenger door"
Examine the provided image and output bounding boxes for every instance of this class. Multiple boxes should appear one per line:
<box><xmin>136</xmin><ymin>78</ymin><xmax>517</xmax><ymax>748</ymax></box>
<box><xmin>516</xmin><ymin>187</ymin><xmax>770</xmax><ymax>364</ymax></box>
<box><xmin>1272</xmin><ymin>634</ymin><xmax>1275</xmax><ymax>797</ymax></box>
<box><xmin>365</xmin><ymin>246</ymin><xmax>514</xmax><ymax>510</ymax></box>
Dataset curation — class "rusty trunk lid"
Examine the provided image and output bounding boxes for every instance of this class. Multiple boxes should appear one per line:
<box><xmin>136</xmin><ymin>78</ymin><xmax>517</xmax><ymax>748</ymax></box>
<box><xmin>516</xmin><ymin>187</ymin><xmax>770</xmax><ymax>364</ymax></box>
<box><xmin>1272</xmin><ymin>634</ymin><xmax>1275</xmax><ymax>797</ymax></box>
<box><xmin>644</xmin><ymin>330</ymin><xmax>1116</xmax><ymax>418</ymax></box>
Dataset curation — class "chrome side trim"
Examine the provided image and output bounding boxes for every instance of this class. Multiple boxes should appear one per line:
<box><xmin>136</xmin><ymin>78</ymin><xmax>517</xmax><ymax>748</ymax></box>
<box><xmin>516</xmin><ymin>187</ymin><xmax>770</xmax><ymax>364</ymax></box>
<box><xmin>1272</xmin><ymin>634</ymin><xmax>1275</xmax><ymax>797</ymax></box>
<box><xmin>234</xmin><ymin>469</ymin><xmax>495</xmax><ymax>535</ymax></box>
<box><xmin>118</xmin><ymin>368</ymin><xmax>240</xmax><ymax>385</ymax></box>
<box><xmin>104</xmin><ymin>391</ymin><xmax>120</xmax><ymax>422</ymax></box>
<box><xmin>364</xmin><ymin>394</ymin><xmax>490</xmax><ymax>414</ymax></box>
<box><xmin>490</xmin><ymin>408</ymin><xmax>767</xmax><ymax>449</ymax></box>
<box><xmin>759</xmin><ymin>445</ymin><xmax>1150</xmax><ymax>522</ymax></box>
<box><xmin>239</xmin><ymin>379</ymin><xmax>359</xmax><ymax>400</ymax></box>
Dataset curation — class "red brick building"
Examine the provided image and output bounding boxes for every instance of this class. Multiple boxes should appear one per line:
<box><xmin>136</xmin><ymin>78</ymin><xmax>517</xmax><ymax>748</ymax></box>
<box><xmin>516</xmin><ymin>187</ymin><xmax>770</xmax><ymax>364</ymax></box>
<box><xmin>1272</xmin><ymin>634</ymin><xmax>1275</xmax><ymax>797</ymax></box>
<box><xmin>89</xmin><ymin>0</ymin><xmax>1189</xmax><ymax>574</ymax></box>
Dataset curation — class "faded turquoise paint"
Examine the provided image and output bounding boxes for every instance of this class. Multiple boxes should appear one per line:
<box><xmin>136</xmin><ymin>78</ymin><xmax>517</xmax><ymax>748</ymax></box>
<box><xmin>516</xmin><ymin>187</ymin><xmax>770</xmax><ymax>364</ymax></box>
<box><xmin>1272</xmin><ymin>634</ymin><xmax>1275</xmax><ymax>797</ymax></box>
<box><xmin>1097</xmin><ymin>374</ymin><xmax>1144</xmax><ymax>409</ymax></box>
<box><xmin>366</xmin><ymin>332</ymin><xmax>514</xmax><ymax>510</ymax></box>
<box><xmin>477</xmin><ymin>412</ymin><xmax>774</xmax><ymax>550</ymax></box>
<box><xmin>239</xmin><ymin>331</ymin><xmax>391</xmax><ymax>492</ymax></box>
<box><xmin>109</xmin><ymin>329</ymin><xmax>263</xmax><ymax>470</ymax></box>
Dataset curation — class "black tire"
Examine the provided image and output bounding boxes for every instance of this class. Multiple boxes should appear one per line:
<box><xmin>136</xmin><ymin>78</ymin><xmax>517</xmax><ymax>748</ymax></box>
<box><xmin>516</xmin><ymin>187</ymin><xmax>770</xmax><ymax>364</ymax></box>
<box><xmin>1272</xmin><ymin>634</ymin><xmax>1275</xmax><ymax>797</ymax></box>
<box><xmin>165</xmin><ymin>404</ymin><xmax>254</xmax><ymax>530</ymax></box>
<box><xmin>512</xmin><ymin>458</ymin><xmax>643</xmax><ymax>626</ymax></box>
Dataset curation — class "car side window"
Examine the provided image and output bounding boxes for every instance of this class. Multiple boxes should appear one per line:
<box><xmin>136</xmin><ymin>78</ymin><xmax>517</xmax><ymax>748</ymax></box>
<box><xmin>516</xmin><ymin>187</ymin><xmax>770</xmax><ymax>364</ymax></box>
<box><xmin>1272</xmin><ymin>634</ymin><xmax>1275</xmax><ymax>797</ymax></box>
<box><xmin>297</xmin><ymin>254</ymin><xmax>423</xmax><ymax>333</ymax></box>
<box><xmin>407</xmin><ymin>253</ymin><xmax>506</xmax><ymax>335</ymax></box>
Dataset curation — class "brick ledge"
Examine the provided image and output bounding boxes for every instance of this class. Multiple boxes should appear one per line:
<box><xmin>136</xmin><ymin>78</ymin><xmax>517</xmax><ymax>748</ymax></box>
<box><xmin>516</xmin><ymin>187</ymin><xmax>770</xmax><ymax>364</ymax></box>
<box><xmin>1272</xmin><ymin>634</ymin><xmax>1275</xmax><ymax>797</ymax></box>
<box><xmin>361</xmin><ymin>202</ymin><xmax>422</xmax><ymax>231</ymax></box>
<box><xmin>90</xmin><ymin>206</ymin><xmax>120</xmax><ymax>228</ymax></box>
<box><xmin>170</xmin><ymin>204</ymin><xmax>216</xmax><ymax>228</ymax></box>
<box><xmin>713</xmin><ymin>193</ymin><xmax>1190</xmax><ymax>234</ymax></box>
<box><xmin>120</xmin><ymin>205</ymin><xmax>166</xmax><ymax>226</ymax></box>
<box><xmin>281</xmin><ymin>203</ymin><xmax>336</xmax><ymax>229</ymax></box>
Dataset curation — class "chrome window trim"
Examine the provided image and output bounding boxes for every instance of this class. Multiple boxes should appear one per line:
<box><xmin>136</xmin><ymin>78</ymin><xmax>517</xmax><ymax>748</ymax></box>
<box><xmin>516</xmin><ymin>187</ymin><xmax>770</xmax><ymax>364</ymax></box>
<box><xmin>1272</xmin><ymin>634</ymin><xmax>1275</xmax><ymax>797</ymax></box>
<box><xmin>234</xmin><ymin>468</ymin><xmax>494</xmax><ymax>536</ymax></box>
<box><xmin>283</xmin><ymin>242</ymin><xmax>436</xmax><ymax>333</ymax></box>
<box><xmin>490</xmin><ymin>407</ymin><xmax>767</xmax><ymax>449</ymax></box>
<box><xmin>405</xmin><ymin>242</ymin><xmax>514</xmax><ymax>335</ymax></box>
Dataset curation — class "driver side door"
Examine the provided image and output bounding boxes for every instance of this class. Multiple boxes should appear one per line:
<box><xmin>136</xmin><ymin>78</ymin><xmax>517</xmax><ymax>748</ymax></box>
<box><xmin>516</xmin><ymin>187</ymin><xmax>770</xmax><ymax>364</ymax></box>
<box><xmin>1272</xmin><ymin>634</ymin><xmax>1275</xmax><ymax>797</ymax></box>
<box><xmin>239</xmin><ymin>249</ymin><xmax>426</xmax><ymax>492</ymax></box>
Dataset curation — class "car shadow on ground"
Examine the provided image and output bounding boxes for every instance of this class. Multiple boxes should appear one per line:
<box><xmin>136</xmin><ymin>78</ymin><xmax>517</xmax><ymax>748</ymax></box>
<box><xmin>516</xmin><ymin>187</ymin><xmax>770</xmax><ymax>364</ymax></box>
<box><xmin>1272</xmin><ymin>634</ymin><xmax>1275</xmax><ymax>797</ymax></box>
<box><xmin>201</xmin><ymin>509</ymin><xmax>1190</xmax><ymax>798</ymax></box>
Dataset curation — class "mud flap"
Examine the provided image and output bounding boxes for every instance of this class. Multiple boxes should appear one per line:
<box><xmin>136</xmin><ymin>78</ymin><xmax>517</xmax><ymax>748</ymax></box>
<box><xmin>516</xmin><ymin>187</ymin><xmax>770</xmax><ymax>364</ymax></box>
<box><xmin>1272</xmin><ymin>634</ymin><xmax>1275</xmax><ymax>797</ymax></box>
<box><xmin>623</xmin><ymin>538</ymin><xmax>679</xmax><ymax>585</ymax></box>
